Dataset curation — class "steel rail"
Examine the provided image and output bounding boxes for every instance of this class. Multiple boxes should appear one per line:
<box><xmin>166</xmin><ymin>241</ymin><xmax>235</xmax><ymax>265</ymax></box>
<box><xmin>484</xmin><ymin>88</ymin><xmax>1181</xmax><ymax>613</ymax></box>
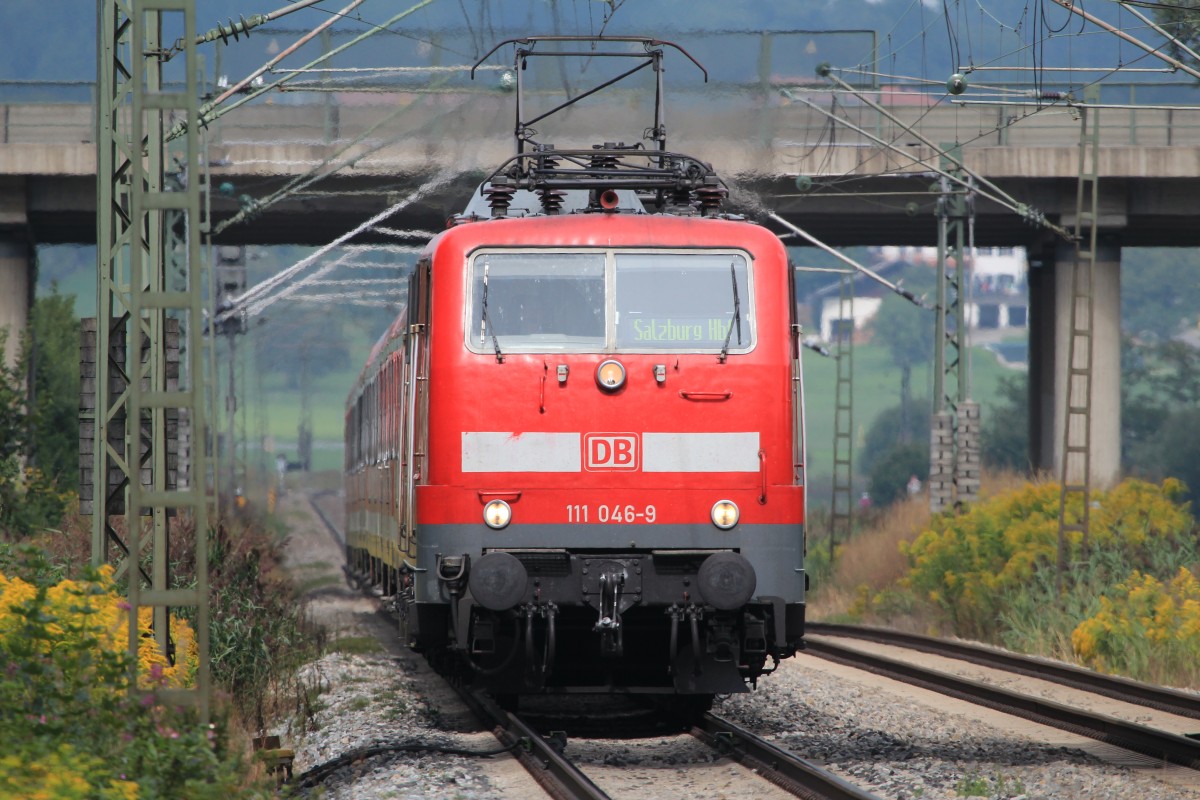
<box><xmin>696</xmin><ymin>713</ymin><xmax>885</xmax><ymax>800</ymax></box>
<box><xmin>805</xmin><ymin>638</ymin><xmax>1200</xmax><ymax>770</ymax></box>
<box><xmin>318</xmin><ymin>491</ymin><xmax>860</xmax><ymax>799</ymax></box>
<box><xmin>807</xmin><ymin>622</ymin><xmax>1200</xmax><ymax>720</ymax></box>
<box><xmin>452</xmin><ymin>686</ymin><xmax>611</xmax><ymax>800</ymax></box>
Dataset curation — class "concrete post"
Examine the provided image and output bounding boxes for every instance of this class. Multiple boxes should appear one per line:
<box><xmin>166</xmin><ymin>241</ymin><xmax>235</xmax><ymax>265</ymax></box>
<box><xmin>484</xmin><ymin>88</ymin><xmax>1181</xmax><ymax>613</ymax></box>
<box><xmin>1029</xmin><ymin>242</ymin><xmax>1121</xmax><ymax>487</ymax></box>
<box><xmin>1027</xmin><ymin>248</ymin><xmax>1056</xmax><ymax>473</ymax></box>
<box><xmin>0</xmin><ymin>234</ymin><xmax>32</xmax><ymax>369</ymax></box>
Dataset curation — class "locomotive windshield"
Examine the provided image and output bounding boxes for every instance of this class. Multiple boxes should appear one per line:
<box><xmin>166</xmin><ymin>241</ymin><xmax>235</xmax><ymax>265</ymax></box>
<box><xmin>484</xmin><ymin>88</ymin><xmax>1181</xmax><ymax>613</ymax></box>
<box><xmin>468</xmin><ymin>250</ymin><xmax>753</xmax><ymax>354</ymax></box>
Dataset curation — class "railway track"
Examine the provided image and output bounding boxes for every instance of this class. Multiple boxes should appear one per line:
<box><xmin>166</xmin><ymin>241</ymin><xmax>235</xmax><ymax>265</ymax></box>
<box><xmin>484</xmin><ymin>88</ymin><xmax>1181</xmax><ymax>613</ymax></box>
<box><xmin>805</xmin><ymin>623</ymin><xmax>1200</xmax><ymax>771</ymax></box>
<box><xmin>451</xmin><ymin>685</ymin><xmax>609</xmax><ymax>800</ymax></box>
<box><xmin>307</xmin><ymin>491</ymin><xmax>883</xmax><ymax>799</ymax></box>
<box><xmin>807</xmin><ymin>622</ymin><xmax>1200</xmax><ymax>720</ymax></box>
<box><xmin>694</xmin><ymin>713</ymin><xmax>884</xmax><ymax>800</ymax></box>
<box><xmin>453</xmin><ymin>682</ymin><xmax>885</xmax><ymax>800</ymax></box>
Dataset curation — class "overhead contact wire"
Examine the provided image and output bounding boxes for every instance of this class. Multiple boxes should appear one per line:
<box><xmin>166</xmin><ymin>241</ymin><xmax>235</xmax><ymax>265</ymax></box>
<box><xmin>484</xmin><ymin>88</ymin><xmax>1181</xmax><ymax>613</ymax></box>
<box><xmin>224</xmin><ymin>171</ymin><xmax>453</xmax><ymax>321</ymax></box>
<box><xmin>211</xmin><ymin>70</ymin><xmax>458</xmax><ymax>236</ymax></box>
<box><xmin>168</xmin><ymin>0</ymin><xmax>439</xmax><ymax>141</ymax></box>
<box><xmin>816</xmin><ymin>72</ymin><xmax>1072</xmax><ymax>239</ymax></box>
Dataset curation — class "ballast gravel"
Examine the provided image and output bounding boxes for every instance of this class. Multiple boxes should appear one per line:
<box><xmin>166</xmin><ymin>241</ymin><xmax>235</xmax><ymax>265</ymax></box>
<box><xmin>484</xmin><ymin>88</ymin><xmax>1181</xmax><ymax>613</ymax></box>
<box><xmin>277</xmin><ymin>490</ymin><xmax>1200</xmax><ymax>799</ymax></box>
<box><xmin>271</xmin><ymin>491</ymin><xmax>530</xmax><ymax>800</ymax></box>
<box><xmin>277</xmin><ymin>652</ymin><xmax>516</xmax><ymax>800</ymax></box>
<box><xmin>717</xmin><ymin>655</ymin><xmax>1200</xmax><ymax>800</ymax></box>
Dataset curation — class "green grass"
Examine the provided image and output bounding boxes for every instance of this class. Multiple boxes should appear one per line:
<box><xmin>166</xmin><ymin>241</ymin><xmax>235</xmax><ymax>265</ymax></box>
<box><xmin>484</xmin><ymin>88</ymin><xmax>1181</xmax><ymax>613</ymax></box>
<box><xmin>802</xmin><ymin>340</ymin><xmax>1020</xmax><ymax>483</ymax></box>
<box><xmin>328</xmin><ymin>636</ymin><xmax>383</xmax><ymax>655</ymax></box>
<box><xmin>294</xmin><ymin>574</ymin><xmax>343</xmax><ymax>595</ymax></box>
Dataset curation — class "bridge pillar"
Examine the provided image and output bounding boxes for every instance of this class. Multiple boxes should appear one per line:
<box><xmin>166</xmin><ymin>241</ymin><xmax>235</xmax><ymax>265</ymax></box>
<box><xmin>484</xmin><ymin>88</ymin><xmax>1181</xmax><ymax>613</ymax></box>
<box><xmin>0</xmin><ymin>179</ymin><xmax>32</xmax><ymax>368</ymax></box>
<box><xmin>1028</xmin><ymin>241</ymin><xmax>1121</xmax><ymax>488</ymax></box>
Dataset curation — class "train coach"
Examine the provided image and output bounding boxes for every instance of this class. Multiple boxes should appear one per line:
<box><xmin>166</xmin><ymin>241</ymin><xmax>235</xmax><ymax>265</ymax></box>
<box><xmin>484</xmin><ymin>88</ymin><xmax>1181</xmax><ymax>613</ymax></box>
<box><xmin>344</xmin><ymin>36</ymin><xmax>808</xmax><ymax>704</ymax></box>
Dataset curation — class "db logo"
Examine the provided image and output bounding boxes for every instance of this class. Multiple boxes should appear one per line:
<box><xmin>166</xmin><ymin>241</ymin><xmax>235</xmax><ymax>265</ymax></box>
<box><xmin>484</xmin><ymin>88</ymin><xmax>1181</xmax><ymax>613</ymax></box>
<box><xmin>584</xmin><ymin>433</ymin><xmax>640</xmax><ymax>471</ymax></box>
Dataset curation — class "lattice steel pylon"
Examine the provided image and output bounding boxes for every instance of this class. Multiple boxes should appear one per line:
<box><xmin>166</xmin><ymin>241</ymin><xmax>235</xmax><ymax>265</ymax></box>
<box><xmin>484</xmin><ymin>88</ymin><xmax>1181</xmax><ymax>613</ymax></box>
<box><xmin>93</xmin><ymin>0</ymin><xmax>210</xmax><ymax>721</ymax></box>
<box><xmin>1057</xmin><ymin>105</ymin><xmax>1100</xmax><ymax>577</ymax></box>
<box><xmin>930</xmin><ymin>146</ymin><xmax>973</xmax><ymax>513</ymax></box>
<box><xmin>829</xmin><ymin>273</ymin><xmax>855</xmax><ymax>552</ymax></box>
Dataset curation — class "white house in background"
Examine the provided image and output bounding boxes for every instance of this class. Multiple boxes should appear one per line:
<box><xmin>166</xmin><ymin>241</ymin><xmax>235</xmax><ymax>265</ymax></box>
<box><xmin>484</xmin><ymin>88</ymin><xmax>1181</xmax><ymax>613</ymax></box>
<box><xmin>819</xmin><ymin>296</ymin><xmax>882</xmax><ymax>341</ymax></box>
<box><xmin>968</xmin><ymin>248</ymin><xmax>1028</xmax><ymax>330</ymax></box>
<box><xmin>813</xmin><ymin>246</ymin><xmax>1029</xmax><ymax>340</ymax></box>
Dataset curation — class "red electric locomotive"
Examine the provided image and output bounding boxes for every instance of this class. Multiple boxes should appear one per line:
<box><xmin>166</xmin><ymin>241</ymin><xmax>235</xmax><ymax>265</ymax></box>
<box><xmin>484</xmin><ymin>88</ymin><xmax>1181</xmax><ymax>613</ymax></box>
<box><xmin>345</xmin><ymin>37</ymin><xmax>808</xmax><ymax>702</ymax></box>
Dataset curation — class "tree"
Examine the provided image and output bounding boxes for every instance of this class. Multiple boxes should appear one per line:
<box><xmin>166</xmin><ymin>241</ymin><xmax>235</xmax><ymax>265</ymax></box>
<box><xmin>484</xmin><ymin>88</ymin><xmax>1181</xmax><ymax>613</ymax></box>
<box><xmin>1123</xmin><ymin>335</ymin><xmax>1200</xmax><ymax>496</ymax></box>
<box><xmin>1140</xmin><ymin>407</ymin><xmax>1200</xmax><ymax>503</ymax></box>
<box><xmin>0</xmin><ymin>287</ymin><xmax>79</xmax><ymax>536</ymax></box>
<box><xmin>1152</xmin><ymin>2</ymin><xmax>1200</xmax><ymax>78</ymax></box>
<box><xmin>1121</xmin><ymin>248</ymin><xmax>1200</xmax><ymax>342</ymax></box>
<box><xmin>1</xmin><ymin>326</ymin><xmax>71</xmax><ymax>537</ymax></box>
<box><xmin>861</xmin><ymin>399</ymin><xmax>931</xmax><ymax>507</ymax></box>
<box><xmin>860</xmin><ymin>398</ymin><xmax>931</xmax><ymax>476</ymax></box>
<box><xmin>0</xmin><ymin>329</ymin><xmax>27</xmax><ymax>465</ymax></box>
<box><xmin>251</xmin><ymin>305</ymin><xmax>353</xmax><ymax>389</ymax></box>
<box><xmin>867</xmin><ymin>441</ymin><xmax>929</xmax><ymax>507</ymax></box>
<box><xmin>23</xmin><ymin>287</ymin><xmax>81</xmax><ymax>491</ymax></box>
<box><xmin>981</xmin><ymin>374</ymin><xmax>1029</xmax><ymax>472</ymax></box>
<box><xmin>869</xmin><ymin>291</ymin><xmax>934</xmax><ymax>439</ymax></box>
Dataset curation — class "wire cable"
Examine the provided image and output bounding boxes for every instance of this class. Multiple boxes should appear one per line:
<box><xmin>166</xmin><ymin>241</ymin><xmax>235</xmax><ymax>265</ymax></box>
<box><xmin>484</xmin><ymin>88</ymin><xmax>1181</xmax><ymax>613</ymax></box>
<box><xmin>292</xmin><ymin>738</ymin><xmax>523</xmax><ymax>789</ymax></box>
<box><xmin>168</xmin><ymin>0</ymin><xmax>438</xmax><ymax>141</ymax></box>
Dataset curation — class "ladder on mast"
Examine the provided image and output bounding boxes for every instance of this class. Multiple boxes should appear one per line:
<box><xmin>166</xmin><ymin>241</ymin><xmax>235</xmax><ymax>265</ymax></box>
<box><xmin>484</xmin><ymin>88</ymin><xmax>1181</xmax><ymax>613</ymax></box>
<box><xmin>1057</xmin><ymin>103</ymin><xmax>1100</xmax><ymax>578</ymax></box>
<box><xmin>830</xmin><ymin>272</ymin><xmax>855</xmax><ymax>554</ymax></box>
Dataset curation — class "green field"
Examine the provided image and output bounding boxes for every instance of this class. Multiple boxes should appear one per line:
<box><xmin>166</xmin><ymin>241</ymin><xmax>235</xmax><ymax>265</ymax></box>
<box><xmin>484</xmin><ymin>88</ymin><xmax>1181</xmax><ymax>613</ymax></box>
<box><xmin>801</xmin><ymin>340</ymin><xmax>1020</xmax><ymax>481</ymax></box>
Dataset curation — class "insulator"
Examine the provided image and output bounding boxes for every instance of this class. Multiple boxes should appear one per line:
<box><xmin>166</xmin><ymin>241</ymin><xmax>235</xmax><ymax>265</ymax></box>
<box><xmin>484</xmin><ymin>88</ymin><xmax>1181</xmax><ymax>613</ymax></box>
<box><xmin>589</xmin><ymin>151</ymin><xmax>619</xmax><ymax>172</ymax></box>
<box><xmin>695</xmin><ymin>183</ymin><xmax>727</xmax><ymax>216</ymax></box>
<box><xmin>536</xmin><ymin>153</ymin><xmax>560</xmax><ymax>182</ymax></box>
<box><xmin>483</xmin><ymin>182</ymin><xmax>516</xmax><ymax>217</ymax></box>
<box><xmin>539</xmin><ymin>189</ymin><xmax>566</xmax><ymax>214</ymax></box>
<box><xmin>216</xmin><ymin>16</ymin><xmax>251</xmax><ymax>45</ymax></box>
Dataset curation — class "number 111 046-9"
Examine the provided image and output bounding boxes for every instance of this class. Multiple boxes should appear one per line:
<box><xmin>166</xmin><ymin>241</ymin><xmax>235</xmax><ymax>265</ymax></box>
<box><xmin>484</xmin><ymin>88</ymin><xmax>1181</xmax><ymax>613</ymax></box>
<box><xmin>566</xmin><ymin>504</ymin><xmax>657</xmax><ymax>523</ymax></box>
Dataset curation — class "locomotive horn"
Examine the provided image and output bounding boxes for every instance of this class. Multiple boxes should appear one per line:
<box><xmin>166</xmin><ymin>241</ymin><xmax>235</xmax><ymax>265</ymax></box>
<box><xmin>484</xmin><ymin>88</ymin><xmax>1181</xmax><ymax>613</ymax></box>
<box><xmin>599</xmin><ymin>189</ymin><xmax>620</xmax><ymax>210</ymax></box>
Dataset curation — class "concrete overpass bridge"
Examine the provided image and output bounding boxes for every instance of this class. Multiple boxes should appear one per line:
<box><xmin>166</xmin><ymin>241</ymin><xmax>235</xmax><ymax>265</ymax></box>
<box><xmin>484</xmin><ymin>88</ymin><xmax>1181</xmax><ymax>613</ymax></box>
<box><xmin>3</xmin><ymin>79</ymin><xmax>1200</xmax><ymax>482</ymax></box>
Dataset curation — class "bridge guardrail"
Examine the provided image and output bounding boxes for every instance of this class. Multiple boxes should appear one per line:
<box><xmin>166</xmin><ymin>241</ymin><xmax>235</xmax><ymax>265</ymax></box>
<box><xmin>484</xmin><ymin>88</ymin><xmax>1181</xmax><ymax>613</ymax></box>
<box><xmin>4</xmin><ymin>77</ymin><xmax>1200</xmax><ymax>151</ymax></box>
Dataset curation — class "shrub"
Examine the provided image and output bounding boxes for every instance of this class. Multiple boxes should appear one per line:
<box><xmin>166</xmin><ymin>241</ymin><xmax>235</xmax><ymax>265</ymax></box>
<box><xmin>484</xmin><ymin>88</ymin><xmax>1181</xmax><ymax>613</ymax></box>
<box><xmin>201</xmin><ymin>520</ymin><xmax>320</xmax><ymax>729</ymax></box>
<box><xmin>867</xmin><ymin>441</ymin><xmax>928</xmax><ymax>507</ymax></box>
<box><xmin>1072</xmin><ymin>568</ymin><xmax>1200</xmax><ymax>684</ymax></box>
<box><xmin>0</xmin><ymin>549</ymin><xmax>265</xmax><ymax>799</ymax></box>
<box><xmin>902</xmin><ymin>478</ymin><xmax>1194</xmax><ymax>640</ymax></box>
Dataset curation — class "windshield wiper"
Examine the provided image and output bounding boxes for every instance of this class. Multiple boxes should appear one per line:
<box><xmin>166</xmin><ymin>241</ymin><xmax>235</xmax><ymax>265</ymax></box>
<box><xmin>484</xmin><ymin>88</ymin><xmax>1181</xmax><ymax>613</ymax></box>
<box><xmin>719</xmin><ymin>259</ymin><xmax>742</xmax><ymax>363</ymax></box>
<box><xmin>480</xmin><ymin>259</ymin><xmax>504</xmax><ymax>363</ymax></box>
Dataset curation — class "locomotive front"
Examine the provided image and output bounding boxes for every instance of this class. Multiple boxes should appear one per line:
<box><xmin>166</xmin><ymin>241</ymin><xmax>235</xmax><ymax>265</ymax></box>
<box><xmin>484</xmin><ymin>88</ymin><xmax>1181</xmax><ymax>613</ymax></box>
<box><xmin>346</xmin><ymin>35</ymin><xmax>808</xmax><ymax>702</ymax></box>
<box><xmin>409</xmin><ymin>211</ymin><xmax>807</xmax><ymax>697</ymax></box>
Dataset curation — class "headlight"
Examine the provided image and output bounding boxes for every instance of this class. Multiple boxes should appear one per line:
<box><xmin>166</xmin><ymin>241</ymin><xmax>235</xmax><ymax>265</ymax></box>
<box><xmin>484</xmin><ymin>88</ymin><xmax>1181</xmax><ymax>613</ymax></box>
<box><xmin>483</xmin><ymin>499</ymin><xmax>512</xmax><ymax>529</ymax></box>
<box><xmin>711</xmin><ymin>500</ymin><xmax>740</xmax><ymax>530</ymax></box>
<box><xmin>596</xmin><ymin>359</ymin><xmax>626</xmax><ymax>391</ymax></box>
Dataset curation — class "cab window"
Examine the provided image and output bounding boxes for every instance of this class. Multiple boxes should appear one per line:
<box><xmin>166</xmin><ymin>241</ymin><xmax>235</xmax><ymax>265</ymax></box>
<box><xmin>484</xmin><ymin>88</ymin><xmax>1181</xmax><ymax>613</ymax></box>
<box><xmin>466</xmin><ymin>249</ymin><xmax>753</xmax><ymax>354</ymax></box>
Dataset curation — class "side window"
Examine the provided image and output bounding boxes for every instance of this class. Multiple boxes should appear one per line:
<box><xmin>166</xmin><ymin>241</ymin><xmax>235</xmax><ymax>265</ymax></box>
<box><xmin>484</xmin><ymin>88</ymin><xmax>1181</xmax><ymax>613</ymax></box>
<box><xmin>354</xmin><ymin>400</ymin><xmax>360</xmax><ymax>467</ymax></box>
<box><xmin>409</xmin><ymin>258</ymin><xmax>429</xmax><ymax>326</ymax></box>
